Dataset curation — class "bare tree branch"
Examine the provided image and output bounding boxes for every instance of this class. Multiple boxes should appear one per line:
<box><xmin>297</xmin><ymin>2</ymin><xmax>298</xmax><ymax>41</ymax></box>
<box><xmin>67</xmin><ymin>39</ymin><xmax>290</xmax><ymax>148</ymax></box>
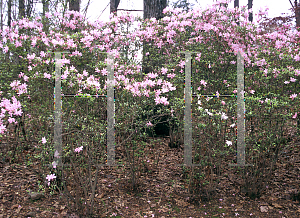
<box><xmin>83</xmin><ymin>0</ymin><xmax>91</xmax><ymax>19</ymax></box>
<box><xmin>97</xmin><ymin>2</ymin><xmax>109</xmax><ymax>20</ymax></box>
<box><xmin>289</xmin><ymin>0</ymin><xmax>295</xmax><ymax>9</ymax></box>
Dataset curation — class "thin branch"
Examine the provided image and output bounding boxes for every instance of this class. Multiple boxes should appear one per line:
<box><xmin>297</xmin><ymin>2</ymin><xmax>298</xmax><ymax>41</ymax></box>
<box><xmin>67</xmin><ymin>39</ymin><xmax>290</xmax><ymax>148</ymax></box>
<box><xmin>117</xmin><ymin>9</ymin><xmax>143</xmax><ymax>11</ymax></box>
<box><xmin>289</xmin><ymin>0</ymin><xmax>295</xmax><ymax>9</ymax></box>
<box><xmin>83</xmin><ymin>0</ymin><xmax>91</xmax><ymax>20</ymax></box>
<box><xmin>97</xmin><ymin>2</ymin><xmax>109</xmax><ymax>20</ymax></box>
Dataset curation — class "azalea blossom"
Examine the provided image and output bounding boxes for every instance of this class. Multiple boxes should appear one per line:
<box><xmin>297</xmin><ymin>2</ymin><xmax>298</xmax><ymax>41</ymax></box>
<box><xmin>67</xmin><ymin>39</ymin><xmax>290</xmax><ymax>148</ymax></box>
<box><xmin>221</xmin><ymin>112</ymin><xmax>228</xmax><ymax>120</ymax></box>
<box><xmin>226</xmin><ymin>140</ymin><xmax>232</xmax><ymax>146</ymax></box>
<box><xmin>75</xmin><ymin>146</ymin><xmax>83</xmax><ymax>153</ymax></box>
<box><xmin>179</xmin><ymin>60</ymin><xmax>185</xmax><ymax>68</ymax></box>
<box><xmin>52</xmin><ymin>161</ymin><xmax>57</xmax><ymax>169</ymax></box>
<box><xmin>200</xmin><ymin>80</ymin><xmax>207</xmax><ymax>87</ymax></box>
<box><xmin>44</xmin><ymin>73</ymin><xmax>51</xmax><ymax>79</ymax></box>
<box><xmin>46</xmin><ymin>174</ymin><xmax>56</xmax><ymax>182</ymax></box>
<box><xmin>292</xmin><ymin>112</ymin><xmax>297</xmax><ymax>119</ymax></box>
<box><xmin>41</xmin><ymin>137</ymin><xmax>47</xmax><ymax>144</ymax></box>
<box><xmin>290</xmin><ymin>93</ymin><xmax>297</xmax><ymax>100</ymax></box>
<box><xmin>146</xmin><ymin>121</ymin><xmax>153</xmax><ymax>127</ymax></box>
<box><xmin>161</xmin><ymin>67</ymin><xmax>168</xmax><ymax>74</ymax></box>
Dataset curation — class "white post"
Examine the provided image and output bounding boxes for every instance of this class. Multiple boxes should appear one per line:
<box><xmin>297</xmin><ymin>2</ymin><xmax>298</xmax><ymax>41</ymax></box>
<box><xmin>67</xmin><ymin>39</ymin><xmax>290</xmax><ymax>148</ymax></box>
<box><xmin>107</xmin><ymin>53</ymin><xmax>115</xmax><ymax>165</ymax></box>
<box><xmin>236</xmin><ymin>51</ymin><xmax>245</xmax><ymax>166</ymax></box>
<box><xmin>184</xmin><ymin>51</ymin><xmax>192</xmax><ymax>166</ymax></box>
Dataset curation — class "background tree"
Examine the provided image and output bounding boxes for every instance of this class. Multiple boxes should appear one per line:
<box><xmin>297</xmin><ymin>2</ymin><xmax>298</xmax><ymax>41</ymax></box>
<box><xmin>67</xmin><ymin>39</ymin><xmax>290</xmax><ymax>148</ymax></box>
<box><xmin>7</xmin><ymin>0</ymin><xmax>11</xmax><ymax>28</ymax></box>
<box><xmin>172</xmin><ymin>0</ymin><xmax>194</xmax><ymax>12</ymax></box>
<box><xmin>290</xmin><ymin>0</ymin><xmax>300</xmax><ymax>28</ymax></box>
<box><xmin>41</xmin><ymin>0</ymin><xmax>50</xmax><ymax>33</ymax></box>
<box><xmin>248</xmin><ymin>0</ymin><xmax>253</xmax><ymax>22</ymax></box>
<box><xmin>19</xmin><ymin>0</ymin><xmax>25</xmax><ymax>19</ymax></box>
<box><xmin>234</xmin><ymin>0</ymin><xmax>239</xmax><ymax>25</ymax></box>
<box><xmin>69</xmin><ymin>0</ymin><xmax>80</xmax><ymax>12</ymax></box>
<box><xmin>110</xmin><ymin>0</ymin><xmax>120</xmax><ymax>14</ymax></box>
<box><xmin>144</xmin><ymin>0</ymin><xmax>167</xmax><ymax>20</ymax></box>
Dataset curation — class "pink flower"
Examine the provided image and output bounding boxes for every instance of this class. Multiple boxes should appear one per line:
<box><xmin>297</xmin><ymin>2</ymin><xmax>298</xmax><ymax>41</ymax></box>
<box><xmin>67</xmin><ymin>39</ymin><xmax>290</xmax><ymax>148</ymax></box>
<box><xmin>75</xmin><ymin>146</ymin><xmax>83</xmax><ymax>153</ymax></box>
<box><xmin>8</xmin><ymin>117</ymin><xmax>15</xmax><ymax>124</ymax></box>
<box><xmin>46</xmin><ymin>174</ymin><xmax>56</xmax><ymax>185</ymax></box>
<box><xmin>148</xmin><ymin>72</ymin><xmax>158</xmax><ymax>79</ymax></box>
<box><xmin>10</xmin><ymin>80</ymin><xmax>20</xmax><ymax>89</ymax></box>
<box><xmin>146</xmin><ymin>121</ymin><xmax>153</xmax><ymax>126</ymax></box>
<box><xmin>294</xmin><ymin>54</ymin><xmax>300</xmax><ymax>61</ymax></box>
<box><xmin>290</xmin><ymin>93</ymin><xmax>297</xmax><ymax>100</ymax></box>
<box><xmin>19</xmin><ymin>72</ymin><xmax>24</xmax><ymax>78</ymax></box>
<box><xmin>27</xmin><ymin>53</ymin><xmax>36</xmax><ymax>60</ymax></box>
<box><xmin>52</xmin><ymin>161</ymin><xmax>57</xmax><ymax>169</ymax></box>
<box><xmin>221</xmin><ymin>101</ymin><xmax>225</xmax><ymax>105</ymax></box>
<box><xmin>221</xmin><ymin>112</ymin><xmax>228</xmax><ymax>120</ymax></box>
<box><xmin>200</xmin><ymin>80</ymin><xmax>207</xmax><ymax>87</ymax></box>
<box><xmin>44</xmin><ymin>73</ymin><xmax>51</xmax><ymax>79</ymax></box>
<box><xmin>83</xmin><ymin>70</ymin><xmax>88</xmax><ymax>77</ymax></box>
<box><xmin>290</xmin><ymin>77</ymin><xmax>297</xmax><ymax>82</ymax></box>
<box><xmin>160</xmin><ymin>96</ymin><xmax>169</xmax><ymax>106</ymax></box>
<box><xmin>15</xmin><ymin>41</ymin><xmax>22</xmax><ymax>47</ymax></box>
<box><xmin>101</xmin><ymin>69</ymin><xmax>108</xmax><ymax>76</ymax></box>
<box><xmin>161</xmin><ymin>67</ymin><xmax>168</xmax><ymax>75</ymax></box>
<box><xmin>292</xmin><ymin>112</ymin><xmax>297</xmax><ymax>119</ymax></box>
<box><xmin>41</xmin><ymin>137</ymin><xmax>47</xmax><ymax>144</ymax></box>
<box><xmin>70</xmin><ymin>65</ymin><xmax>77</xmax><ymax>72</ymax></box>
<box><xmin>179</xmin><ymin>60</ymin><xmax>185</xmax><ymax>68</ymax></box>
<box><xmin>167</xmin><ymin>73</ymin><xmax>176</xmax><ymax>78</ymax></box>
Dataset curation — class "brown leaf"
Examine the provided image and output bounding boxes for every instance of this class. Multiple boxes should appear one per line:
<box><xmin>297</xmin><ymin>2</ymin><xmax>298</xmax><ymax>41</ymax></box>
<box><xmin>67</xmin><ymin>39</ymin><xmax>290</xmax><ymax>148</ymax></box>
<box><xmin>272</xmin><ymin>203</ymin><xmax>283</xmax><ymax>208</ymax></box>
<box><xmin>174</xmin><ymin>199</ymin><xmax>189</xmax><ymax>207</ymax></box>
<box><xmin>260</xmin><ymin>206</ymin><xmax>268</xmax><ymax>212</ymax></box>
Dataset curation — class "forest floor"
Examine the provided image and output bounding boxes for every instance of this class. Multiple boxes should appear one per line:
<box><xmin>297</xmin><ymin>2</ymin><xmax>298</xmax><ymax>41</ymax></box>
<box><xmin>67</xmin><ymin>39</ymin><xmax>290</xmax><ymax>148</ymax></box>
<box><xmin>0</xmin><ymin>134</ymin><xmax>300</xmax><ymax>218</ymax></box>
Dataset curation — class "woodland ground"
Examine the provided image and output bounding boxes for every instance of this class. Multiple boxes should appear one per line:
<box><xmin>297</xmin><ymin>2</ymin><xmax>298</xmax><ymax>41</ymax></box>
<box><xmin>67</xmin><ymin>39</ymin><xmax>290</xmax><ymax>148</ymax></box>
<box><xmin>0</xmin><ymin>130</ymin><xmax>299</xmax><ymax>218</ymax></box>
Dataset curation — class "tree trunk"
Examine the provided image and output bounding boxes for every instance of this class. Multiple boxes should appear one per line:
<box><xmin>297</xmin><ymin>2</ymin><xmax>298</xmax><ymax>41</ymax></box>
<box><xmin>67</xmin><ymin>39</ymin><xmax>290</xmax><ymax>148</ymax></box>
<box><xmin>110</xmin><ymin>0</ymin><xmax>120</xmax><ymax>14</ymax></box>
<box><xmin>1</xmin><ymin>0</ymin><xmax>3</xmax><ymax>31</ymax></box>
<box><xmin>248</xmin><ymin>0</ymin><xmax>253</xmax><ymax>22</ymax></box>
<box><xmin>234</xmin><ymin>0</ymin><xmax>239</xmax><ymax>8</ymax></box>
<box><xmin>295</xmin><ymin>0</ymin><xmax>300</xmax><ymax>28</ymax></box>
<box><xmin>7</xmin><ymin>0</ymin><xmax>11</xmax><ymax>28</ymax></box>
<box><xmin>144</xmin><ymin>0</ymin><xmax>167</xmax><ymax>20</ymax></box>
<box><xmin>26</xmin><ymin>0</ymin><xmax>33</xmax><ymax>18</ymax></box>
<box><xmin>42</xmin><ymin>0</ymin><xmax>50</xmax><ymax>37</ymax></box>
<box><xmin>19</xmin><ymin>0</ymin><xmax>25</xmax><ymax>19</ymax></box>
<box><xmin>234</xmin><ymin>0</ymin><xmax>240</xmax><ymax>26</ymax></box>
<box><xmin>69</xmin><ymin>0</ymin><xmax>80</xmax><ymax>12</ymax></box>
